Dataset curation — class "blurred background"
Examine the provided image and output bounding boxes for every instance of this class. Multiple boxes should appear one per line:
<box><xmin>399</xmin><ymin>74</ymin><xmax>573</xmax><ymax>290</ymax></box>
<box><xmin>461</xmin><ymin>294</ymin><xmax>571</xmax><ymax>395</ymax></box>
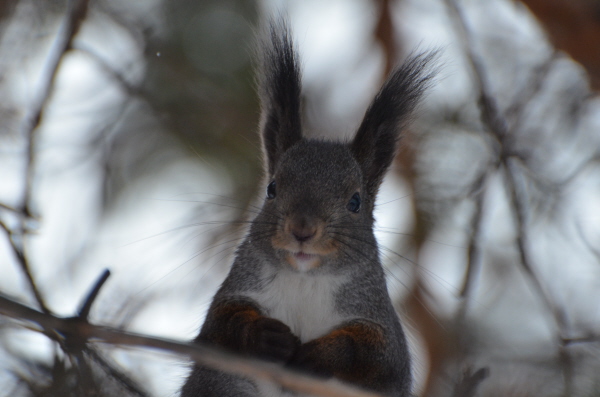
<box><xmin>1</xmin><ymin>0</ymin><xmax>600</xmax><ymax>396</ymax></box>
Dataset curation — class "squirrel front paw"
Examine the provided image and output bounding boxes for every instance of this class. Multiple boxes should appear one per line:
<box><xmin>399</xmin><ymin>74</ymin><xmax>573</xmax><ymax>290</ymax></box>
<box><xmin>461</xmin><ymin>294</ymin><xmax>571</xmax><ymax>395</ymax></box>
<box><xmin>247</xmin><ymin>317</ymin><xmax>300</xmax><ymax>363</ymax></box>
<box><xmin>287</xmin><ymin>341</ymin><xmax>336</xmax><ymax>378</ymax></box>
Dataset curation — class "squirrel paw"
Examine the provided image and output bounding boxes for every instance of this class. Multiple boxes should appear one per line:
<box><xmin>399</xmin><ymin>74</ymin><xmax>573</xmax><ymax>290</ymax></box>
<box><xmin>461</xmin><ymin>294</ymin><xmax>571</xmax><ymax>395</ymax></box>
<box><xmin>250</xmin><ymin>317</ymin><xmax>300</xmax><ymax>363</ymax></box>
<box><xmin>288</xmin><ymin>341</ymin><xmax>334</xmax><ymax>379</ymax></box>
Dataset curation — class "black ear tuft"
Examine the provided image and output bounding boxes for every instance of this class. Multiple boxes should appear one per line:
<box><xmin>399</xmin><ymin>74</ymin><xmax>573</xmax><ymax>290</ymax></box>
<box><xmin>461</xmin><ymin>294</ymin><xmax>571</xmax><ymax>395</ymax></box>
<box><xmin>351</xmin><ymin>51</ymin><xmax>437</xmax><ymax>199</ymax></box>
<box><xmin>258</xmin><ymin>19</ymin><xmax>303</xmax><ymax>177</ymax></box>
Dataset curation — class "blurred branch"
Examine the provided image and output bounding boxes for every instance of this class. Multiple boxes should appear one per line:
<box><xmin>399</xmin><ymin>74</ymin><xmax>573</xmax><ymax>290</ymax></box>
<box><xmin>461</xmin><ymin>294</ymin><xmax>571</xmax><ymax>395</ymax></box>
<box><xmin>444</xmin><ymin>1</ymin><xmax>580</xmax><ymax>392</ymax></box>
<box><xmin>20</xmin><ymin>0</ymin><xmax>90</xmax><ymax>218</ymax></box>
<box><xmin>11</xmin><ymin>0</ymin><xmax>90</xmax><ymax>317</ymax></box>
<box><xmin>444</xmin><ymin>0</ymin><xmax>508</xmax><ymax>147</ymax></box>
<box><xmin>76</xmin><ymin>46</ymin><xmax>148</xmax><ymax>103</ymax></box>
<box><xmin>0</xmin><ymin>295</ymin><xmax>385</xmax><ymax>397</ymax></box>
<box><xmin>451</xmin><ymin>367</ymin><xmax>490</xmax><ymax>397</ymax></box>
<box><xmin>0</xmin><ymin>202</ymin><xmax>21</xmax><ymax>214</ymax></box>
<box><xmin>444</xmin><ymin>0</ymin><xmax>569</xmax><ymax>333</ymax></box>
<box><xmin>504</xmin><ymin>159</ymin><xmax>569</xmax><ymax>331</ymax></box>
<box><xmin>78</xmin><ymin>269</ymin><xmax>111</xmax><ymax>320</ymax></box>
<box><xmin>505</xmin><ymin>158</ymin><xmax>575</xmax><ymax>394</ymax></box>
<box><xmin>562</xmin><ymin>335</ymin><xmax>600</xmax><ymax>346</ymax></box>
<box><xmin>84</xmin><ymin>347</ymin><xmax>148</xmax><ymax>397</ymax></box>
<box><xmin>459</xmin><ymin>169</ymin><xmax>490</xmax><ymax>302</ymax></box>
<box><xmin>0</xmin><ymin>219</ymin><xmax>49</xmax><ymax>315</ymax></box>
<box><xmin>505</xmin><ymin>52</ymin><xmax>559</xmax><ymax>130</ymax></box>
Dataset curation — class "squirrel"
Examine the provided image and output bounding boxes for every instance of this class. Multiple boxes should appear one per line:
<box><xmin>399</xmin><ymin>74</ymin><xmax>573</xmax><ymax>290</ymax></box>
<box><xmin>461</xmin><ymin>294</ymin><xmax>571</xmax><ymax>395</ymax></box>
<box><xmin>181</xmin><ymin>18</ymin><xmax>434</xmax><ymax>397</ymax></box>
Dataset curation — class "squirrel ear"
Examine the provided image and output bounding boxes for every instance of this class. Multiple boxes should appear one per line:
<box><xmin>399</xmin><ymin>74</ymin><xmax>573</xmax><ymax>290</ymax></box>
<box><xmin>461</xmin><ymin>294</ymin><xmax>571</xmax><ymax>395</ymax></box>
<box><xmin>258</xmin><ymin>19</ymin><xmax>303</xmax><ymax>177</ymax></box>
<box><xmin>351</xmin><ymin>52</ymin><xmax>436</xmax><ymax>198</ymax></box>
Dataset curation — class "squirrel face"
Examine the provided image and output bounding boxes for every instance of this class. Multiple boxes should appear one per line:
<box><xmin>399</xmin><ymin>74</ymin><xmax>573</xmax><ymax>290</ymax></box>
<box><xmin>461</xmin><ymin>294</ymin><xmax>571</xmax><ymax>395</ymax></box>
<box><xmin>261</xmin><ymin>140</ymin><xmax>366</xmax><ymax>272</ymax></box>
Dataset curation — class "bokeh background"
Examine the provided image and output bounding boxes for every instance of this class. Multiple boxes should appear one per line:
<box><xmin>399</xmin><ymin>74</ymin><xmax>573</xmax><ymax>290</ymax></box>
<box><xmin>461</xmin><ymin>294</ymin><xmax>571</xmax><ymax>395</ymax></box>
<box><xmin>1</xmin><ymin>0</ymin><xmax>600</xmax><ymax>396</ymax></box>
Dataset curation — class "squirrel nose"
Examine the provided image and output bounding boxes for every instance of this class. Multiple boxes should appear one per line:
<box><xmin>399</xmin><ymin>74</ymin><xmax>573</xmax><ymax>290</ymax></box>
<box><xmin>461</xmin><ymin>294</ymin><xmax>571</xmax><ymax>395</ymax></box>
<box><xmin>287</xmin><ymin>214</ymin><xmax>319</xmax><ymax>243</ymax></box>
<box><xmin>293</xmin><ymin>229</ymin><xmax>315</xmax><ymax>242</ymax></box>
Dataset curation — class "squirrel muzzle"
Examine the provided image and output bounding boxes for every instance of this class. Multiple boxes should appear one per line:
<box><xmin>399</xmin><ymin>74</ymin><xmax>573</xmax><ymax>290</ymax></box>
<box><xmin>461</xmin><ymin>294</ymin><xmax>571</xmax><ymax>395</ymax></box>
<box><xmin>272</xmin><ymin>214</ymin><xmax>337</xmax><ymax>272</ymax></box>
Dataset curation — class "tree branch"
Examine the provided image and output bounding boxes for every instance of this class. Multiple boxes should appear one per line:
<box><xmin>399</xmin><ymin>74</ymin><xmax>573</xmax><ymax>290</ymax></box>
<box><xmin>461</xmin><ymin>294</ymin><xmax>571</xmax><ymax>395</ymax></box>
<box><xmin>0</xmin><ymin>293</ymin><xmax>385</xmax><ymax>397</ymax></box>
<box><xmin>444</xmin><ymin>2</ymin><xmax>578</xmax><ymax>392</ymax></box>
<box><xmin>21</xmin><ymin>0</ymin><xmax>90</xmax><ymax>218</ymax></box>
<box><xmin>0</xmin><ymin>220</ymin><xmax>49</xmax><ymax>314</ymax></box>
<box><xmin>451</xmin><ymin>367</ymin><xmax>490</xmax><ymax>397</ymax></box>
<box><xmin>10</xmin><ymin>0</ymin><xmax>90</xmax><ymax>317</ymax></box>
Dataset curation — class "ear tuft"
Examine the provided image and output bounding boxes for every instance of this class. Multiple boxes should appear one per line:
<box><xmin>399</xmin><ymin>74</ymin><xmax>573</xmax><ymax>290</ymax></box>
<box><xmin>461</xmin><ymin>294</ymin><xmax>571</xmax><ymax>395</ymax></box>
<box><xmin>351</xmin><ymin>51</ymin><xmax>437</xmax><ymax>199</ymax></box>
<box><xmin>258</xmin><ymin>18</ymin><xmax>303</xmax><ymax>177</ymax></box>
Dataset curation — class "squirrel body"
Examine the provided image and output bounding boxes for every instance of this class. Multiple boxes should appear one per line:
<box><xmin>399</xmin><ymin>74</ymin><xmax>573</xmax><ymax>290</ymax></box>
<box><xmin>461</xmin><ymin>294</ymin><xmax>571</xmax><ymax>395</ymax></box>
<box><xmin>181</xmin><ymin>19</ymin><xmax>434</xmax><ymax>397</ymax></box>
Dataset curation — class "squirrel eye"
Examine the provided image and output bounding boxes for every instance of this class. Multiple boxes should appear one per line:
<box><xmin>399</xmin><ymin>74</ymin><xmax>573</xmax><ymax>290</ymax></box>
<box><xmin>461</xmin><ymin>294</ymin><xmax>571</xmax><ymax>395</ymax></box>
<box><xmin>347</xmin><ymin>192</ymin><xmax>361</xmax><ymax>213</ymax></box>
<box><xmin>266</xmin><ymin>180</ymin><xmax>276</xmax><ymax>199</ymax></box>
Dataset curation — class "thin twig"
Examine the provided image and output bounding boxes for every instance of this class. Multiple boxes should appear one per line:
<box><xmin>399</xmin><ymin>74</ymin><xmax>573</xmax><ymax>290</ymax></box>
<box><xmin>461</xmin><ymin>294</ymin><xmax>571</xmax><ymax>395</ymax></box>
<box><xmin>0</xmin><ymin>202</ymin><xmax>21</xmax><ymax>214</ymax></box>
<box><xmin>444</xmin><ymin>0</ymin><xmax>508</xmax><ymax>144</ymax></box>
<box><xmin>0</xmin><ymin>220</ymin><xmax>49</xmax><ymax>314</ymax></box>
<box><xmin>505</xmin><ymin>52</ymin><xmax>559</xmax><ymax>131</ymax></box>
<box><xmin>20</xmin><ymin>0</ymin><xmax>90</xmax><ymax>217</ymax></box>
<box><xmin>444</xmin><ymin>1</ymin><xmax>575</xmax><ymax>393</ymax></box>
<box><xmin>0</xmin><ymin>294</ymin><xmax>385</xmax><ymax>397</ymax></box>
<box><xmin>76</xmin><ymin>46</ymin><xmax>147</xmax><ymax>101</ymax></box>
<box><xmin>451</xmin><ymin>367</ymin><xmax>490</xmax><ymax>397</ymax></box>
<box><xmin>444</xmin><ymin>0</ymin><xmax>571</xmax><ymax>345</ymax></box>
<box><xmin>78</xmin><ymin>269</ymin><xmax>111</xmax><ymax>320</ymax></box>
<box><xmin>504</xmin><ymin>159</ymin><xmax>573</xmax><ymax>397</ymax></box>
<box><xmin>459</xmin><ymin>169</ymin><xmax>491</xmax><ymax>301</ymax></box>
<box><xmin>12</xmin><ymin>0</ymin><xmax>90</xmax><ymax>316</ymax></box>
<box><xmin>561</xmin><ymin>335</ymin><xmax>600</xmax><ymax>346</ymax></box>
<box><xmin>504</xmin><ymin>159</ymin><xmax>569</xmax><ymax>332</ymax></box>
<box><xmin>85</xmin><ymin>347</ymin><xmax>149</xmax><ymax>397</ymax></box>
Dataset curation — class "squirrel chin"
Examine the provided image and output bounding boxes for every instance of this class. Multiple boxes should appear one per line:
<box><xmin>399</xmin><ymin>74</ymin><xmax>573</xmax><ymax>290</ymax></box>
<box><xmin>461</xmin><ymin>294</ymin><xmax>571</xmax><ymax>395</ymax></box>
<box><xmin>286</xmin><ymin>252</ymin><xmax>321</xmax><ymax>272</ymax></box>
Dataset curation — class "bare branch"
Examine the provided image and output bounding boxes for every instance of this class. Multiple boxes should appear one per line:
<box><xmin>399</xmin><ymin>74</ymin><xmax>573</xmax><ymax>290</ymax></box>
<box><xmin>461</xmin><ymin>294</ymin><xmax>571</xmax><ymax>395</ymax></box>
<box><xmin>0</xmin><ymin>202</ymin><xmax>21</xmax><ymax>214</ymax></box>
<box><xmin>504</xmin><ymin>158</ymin><xmax>574</xmax><ymax>395</ymax></box>
<box><xmin>445</xmin><ymin>0</ymin><xmax>570</xmax><ymax>336</ymax></box>
<box><xmin>0</xmin><ymin>294</ymin><xmax>385</xmax><ymax>397</ymax></box>
<box><xmin>451</xmin><ymin>367</ymin><xmax>490</xmax><ymax>397</ymax></box>
<box><xmin>78</xmin><ymin>269</ymin><xmax>111</xmax><ymax>320</ymax></box>
<box><xmin>85</xmin><ymin>347</ymin><xmax>149</xmax><ymax>397</ymax></box>
<box><xmin>443</xmin><ymin>2</ymin><xmax>580</xmax><ymax>392</ymax></box>
<box><xmin>504</xmin><ymin>159</ymin><xmax>569</xmax><ymax>332</ymax></box>
<box><xmin>459</xmin><ymin>169</ymin><xmax>491</xmax><ymax>301</ymax></box>
<box><xmin>7</xmin><ymin>0</ymin><xmax>91</xmax><ymax>318</ymax></box>
<box><xmin>505</xmin><ymin>52</ymin><xmax>560</xmax><ymax>131</ymax></box>
<box><xmin>561</xmin><ymin>335</ymin><xmax>600</xmax><ymax>346</ymax></box>
<box><xmin>0</xmin><ymin>220</ymin><xmax>49</xmax><ymax>314</ymax></box>
<box><xmin>20</xmin><ymin>0</ymin><xmax>90</xmax><ymax>217</ymax></box>
<box><xmin>444</xmin><ymin>0</ymin><xmax>508</xmax><ymax>145</ymax></box>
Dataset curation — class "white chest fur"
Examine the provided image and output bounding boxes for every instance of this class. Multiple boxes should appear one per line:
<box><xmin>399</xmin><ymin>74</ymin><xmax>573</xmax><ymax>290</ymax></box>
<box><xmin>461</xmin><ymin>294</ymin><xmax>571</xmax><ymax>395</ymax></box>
<box><xmin>247</xmin><ymin>269</ymin><xmax>349</xmax><ymax>397</ymax></box>
<box><xmin>247</xmin><ymin>269</ymin><xmax>348</xmax><ymax>343</ymax></box>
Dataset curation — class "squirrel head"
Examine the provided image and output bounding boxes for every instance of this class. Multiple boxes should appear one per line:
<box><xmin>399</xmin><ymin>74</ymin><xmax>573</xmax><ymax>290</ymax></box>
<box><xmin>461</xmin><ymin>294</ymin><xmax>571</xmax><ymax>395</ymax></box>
<box><xmin>252</xmin><ymin>20</ymin><xmax>435</xmax><ymax>273</ymax></box>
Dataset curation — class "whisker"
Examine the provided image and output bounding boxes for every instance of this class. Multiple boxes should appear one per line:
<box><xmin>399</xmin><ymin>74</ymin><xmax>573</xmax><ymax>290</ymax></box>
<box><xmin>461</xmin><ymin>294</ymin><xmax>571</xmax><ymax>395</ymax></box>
<box><xmin>329</xmin><ymin>228</ymin><xmax>460</xmax><ymax>295</ymax></box>
<box><xmin>328</xmin><ymin>223</ymin><xmax>465</xmax><ymax>249</ymax></box>
<box><xmin>150</xmin><ymin>195</ymin><xmax>285</xmax><ymax>222</ymax></box>
<box><xmin>134</xmin><ymin>228</ymin><xmax>274</xmax><ymax>295</ymax></box>
<box><xmin>331</xmin><ymin>235</ymin><xmax>449</xmax><ymax>332</ymax></box>
<box><xmin>120</xmin><ymin>216</ymin><xmax>279</xmax><ymax>247</ymax></box>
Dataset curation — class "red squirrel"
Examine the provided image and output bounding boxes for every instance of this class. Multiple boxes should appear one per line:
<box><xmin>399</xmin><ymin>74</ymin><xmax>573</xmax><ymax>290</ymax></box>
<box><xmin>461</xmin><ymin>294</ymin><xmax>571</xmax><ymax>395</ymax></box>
<box><xmin>181</xmin><ymin>18</ymin><xmax>434</xmax><ymax>397</ymax></box>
